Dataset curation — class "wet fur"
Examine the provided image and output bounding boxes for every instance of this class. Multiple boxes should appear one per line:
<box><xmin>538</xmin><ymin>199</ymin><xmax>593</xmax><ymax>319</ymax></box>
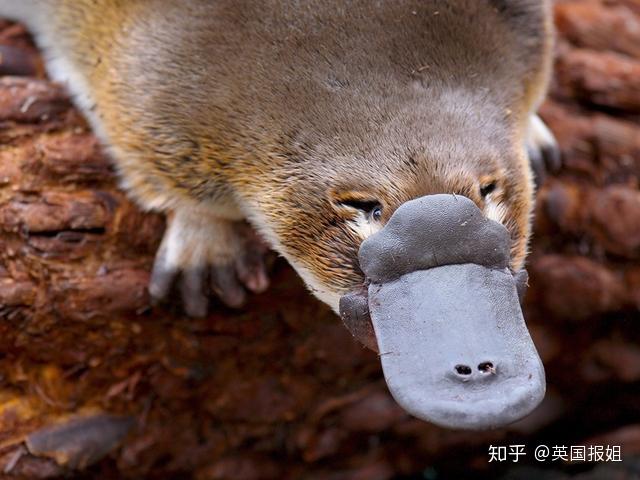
<box><xmin>1</xmin><ymin>0</ymin><xmax>554</xmax><ymax>311</ymax></box>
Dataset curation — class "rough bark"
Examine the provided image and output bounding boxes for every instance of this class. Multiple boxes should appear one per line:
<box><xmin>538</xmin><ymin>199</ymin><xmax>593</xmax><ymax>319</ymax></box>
<box><xmin>1</xmin><ymin>1</ymin><xmax>640</xmax><ymax>478</ymax></box>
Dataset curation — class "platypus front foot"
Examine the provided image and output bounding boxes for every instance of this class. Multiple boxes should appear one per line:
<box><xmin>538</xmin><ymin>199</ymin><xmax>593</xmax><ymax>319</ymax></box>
<box><xmin>527</xmin><ymin>114</ymin><xmax>561</xmax><ymax>188</ymax></box>
<box><xmin>148</xmin><ymin>208</ymin><xmax>270</xmax><ymax>317</ymax></box>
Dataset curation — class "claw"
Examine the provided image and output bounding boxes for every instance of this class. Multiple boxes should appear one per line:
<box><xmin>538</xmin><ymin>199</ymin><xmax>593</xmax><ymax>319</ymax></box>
<box><xmin>210</xmin><ymin>264</ymin><xmax>247</xmax><ymax>308</ymax></box>
<box><xmin>180</xmin><ymin>267</ymin><xmax>209</xmax><ymax>317</ymax></box>
<box><xmin>236</xmin><ymin>250</ymin><xmax>269</xmax><ymax>294</ymax></box>
<box><xmin>528</xmin><ymin>114</ymin><xmax>562</xmax><ymax>189</ymax></box>
<box><xmin>148</xmin><ymin>248</ymin><xmax>177</xmax><ymax>303</ymax></box>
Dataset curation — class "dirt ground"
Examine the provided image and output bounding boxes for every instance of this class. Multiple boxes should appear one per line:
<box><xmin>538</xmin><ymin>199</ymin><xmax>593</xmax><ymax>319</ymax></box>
<box><xmin>1</xmin><ymin>0</ymin><xmax>640</xmax><ymax>479</ymax></box>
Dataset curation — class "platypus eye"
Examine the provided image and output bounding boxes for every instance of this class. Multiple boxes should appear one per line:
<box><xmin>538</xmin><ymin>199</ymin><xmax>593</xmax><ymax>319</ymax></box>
<box><xmin>480</xmin><ymin>182</ymin><xmax>497</xmax><ymax>197</ymax></box>
<box><xmin>328</xmin><ymin>189</ymin><xmax>383</xmax><ymax>221</ymax></box>
<box><xmin>335</xmin><ymin>198</ymin><xmax>382</xmax><ymax>220</ymax></box>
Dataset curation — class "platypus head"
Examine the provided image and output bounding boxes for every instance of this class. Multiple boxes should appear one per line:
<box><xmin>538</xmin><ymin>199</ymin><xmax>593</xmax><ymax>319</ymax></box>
<box><xmin>250</xmin><ymin>110</ymin><xmax>543</xmax><ymax>429</ymax></box>
<box><xmin>256</xmin><ymin>93</ymin><xmax>534</xmax><ymax>311</ymax></box>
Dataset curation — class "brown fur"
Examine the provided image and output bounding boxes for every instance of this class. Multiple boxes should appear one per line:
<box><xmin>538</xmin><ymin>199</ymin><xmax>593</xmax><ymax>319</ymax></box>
<box><xmin>2</xmin><ymin>0</ymin><xmax>554</xmax><ymax>309</ymax></box>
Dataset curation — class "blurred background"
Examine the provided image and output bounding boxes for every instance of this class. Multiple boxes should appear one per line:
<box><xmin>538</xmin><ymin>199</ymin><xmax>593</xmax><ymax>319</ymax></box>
<box><xmin>0</xmin><ymin>0</ymin><xmax>639</xmax><ymax>478</ymax></box>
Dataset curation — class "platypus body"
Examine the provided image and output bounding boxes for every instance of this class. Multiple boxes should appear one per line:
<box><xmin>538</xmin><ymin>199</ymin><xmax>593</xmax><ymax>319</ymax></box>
<box><xmin>1</xmin><ymin>0</ymin><xmax>558</xmax><ymax>428</ymax></box>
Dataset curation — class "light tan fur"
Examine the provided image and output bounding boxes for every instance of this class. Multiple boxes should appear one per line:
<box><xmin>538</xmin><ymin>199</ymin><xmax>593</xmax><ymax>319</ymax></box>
<box><xmin>1</xmin><ymin>0</ymin><xmax>556</xmax><ymax>313</ymax></box>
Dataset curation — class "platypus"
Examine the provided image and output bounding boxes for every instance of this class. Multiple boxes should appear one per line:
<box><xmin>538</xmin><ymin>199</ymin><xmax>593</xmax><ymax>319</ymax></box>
<box><xmin>0</xmin><ymin>0</ymin><xmax>558</xmax><ymax>428</ymax></box>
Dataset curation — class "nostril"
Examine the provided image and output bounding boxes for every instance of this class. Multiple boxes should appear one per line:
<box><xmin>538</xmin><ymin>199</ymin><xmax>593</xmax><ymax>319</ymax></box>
<box><xmin>478</xmin><ymin>362</ymin><xmax>496</xmax><ymax>374</ymax></box>
<box><xmin>454</xmin><ymin>364</ymin><xmax>472</xmax><ymax>376</ymax></box>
